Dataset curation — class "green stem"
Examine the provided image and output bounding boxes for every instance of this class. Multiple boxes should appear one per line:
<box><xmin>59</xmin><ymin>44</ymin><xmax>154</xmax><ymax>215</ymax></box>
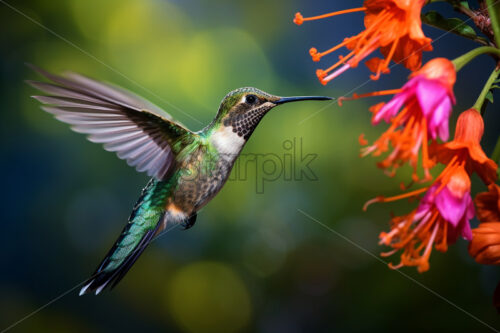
<box><xmin>492</xmin><ymin>136</ymin><xmax>500</xmax><ymax>164</ymax></box>
<box><xmin>452</xmin><ymin>46</ymin><xmax>500</xmax><ymax>71</ymax></box>
<box><xmin>472</xmin><ymin>66</ymin><xmax>500</xmax><ymax>113</ymax></box>
<box><xmin>486</xmin><ymin>0</ymin><xmax>500</xmax><ymax>47</ymax></box>
<box><xmin>451</xmin><ymin>0</ymin><xmax>475</xmax><ymax>18</ymax></box>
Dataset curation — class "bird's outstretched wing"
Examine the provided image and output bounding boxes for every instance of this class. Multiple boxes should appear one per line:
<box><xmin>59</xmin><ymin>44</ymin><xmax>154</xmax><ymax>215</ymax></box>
<box><xmin>27</xmin><ymin>65</ymin><xmax>195</xmax><ymax>180</ymax></box>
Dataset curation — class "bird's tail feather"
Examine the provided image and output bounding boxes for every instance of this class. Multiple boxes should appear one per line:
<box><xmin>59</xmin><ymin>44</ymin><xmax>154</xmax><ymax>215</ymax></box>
<box><xmin>79</xmin><ymin>217</ymin><xmax>163</xmax><ymax>295</ymax></box>
<box><xmin>79</xmin><ymin>180</ymin><xmax>168</xmax><ymax>295</ymax></box>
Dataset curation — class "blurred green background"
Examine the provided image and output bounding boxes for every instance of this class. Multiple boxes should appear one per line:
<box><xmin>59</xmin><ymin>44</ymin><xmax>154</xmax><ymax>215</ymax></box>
<box><xmin>2</xmin><ymin>0</ymin><xmax>500</xmax><ymax>332</ymax></box>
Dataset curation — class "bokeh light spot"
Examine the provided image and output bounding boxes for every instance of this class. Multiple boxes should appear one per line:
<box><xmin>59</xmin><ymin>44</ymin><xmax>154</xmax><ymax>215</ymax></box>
<box><xmin>177</xmin><ymin>28</ymin><xmax>273</xmax><ymax>109</ymax></box>
<box><xmin>166</xmin><ymin>261</ymin><xmax>251</xmax><ymax>333</ymax></box>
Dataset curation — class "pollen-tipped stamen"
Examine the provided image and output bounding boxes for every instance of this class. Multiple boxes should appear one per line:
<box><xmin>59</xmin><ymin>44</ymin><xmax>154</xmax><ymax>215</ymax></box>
<box><xmin>363</xmin><ymin>187</ymin><xmax>429</xmax><ymax>211</ymax></box>
<box><xmin>314</xmin><ymin>10</ymin><xmax>388</xmax><ymax>83</ymax></box>
<box><xmin>319</xmin><ymin>35</ymin><xmax>381</xmax><ymax>83</ymax></box>
<box><xmin>388</xmin><ymin>262</ymin><xmax>404</xmax><ymax>269</ymax></box>
<box><xmin>293</xmin><ymin>7</ymin><xmax>366</xmax><ymax>26</ymax></box>
<box><xmin>310</xmin><ymin>35</ymin><xmax>362</xmax><ymax>62</ymax></box>
<box><xmin>417</xmin><ymin>222</ymin><xmax>439</xmax><ymax>272</ymax></box>
<box><xmin>358</xmin><ymin>134</ymin><xmax>368</xmax><ymax>145</ymax></box>
<box><xmin>338</xmin><ymin>89</ymin><xmax>402</xmax><ymax>105</ymax></box>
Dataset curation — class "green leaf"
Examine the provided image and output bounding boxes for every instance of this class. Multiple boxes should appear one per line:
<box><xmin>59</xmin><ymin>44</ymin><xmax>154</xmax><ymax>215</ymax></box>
<box><xmin>422</xmin><ymin>11</ymin><xmax>478</xmax><ymax>39</ymax></box>
<box><xmin>459</xmin><ymin>1</ymin><xmax>470</xmax><ymax>10</ymax></box>
<box><xmin>486</xmin><ymin>91</ymin><xmax>494</xmax><ymax>103</ymax></box>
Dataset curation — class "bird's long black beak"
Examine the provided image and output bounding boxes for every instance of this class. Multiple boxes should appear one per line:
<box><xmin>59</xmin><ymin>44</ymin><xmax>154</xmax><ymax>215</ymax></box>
<box><xmin>274</xmin><ymin>96</ymin><xmax>333</xmax><ymax>104</ymax></box>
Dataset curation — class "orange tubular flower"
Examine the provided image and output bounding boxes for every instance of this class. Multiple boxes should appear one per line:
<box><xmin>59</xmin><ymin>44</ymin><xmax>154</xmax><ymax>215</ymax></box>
<box><xmin>475</xmin><ymin>184</ymin><xmax>500</xmax><ymax>222</ymax></box>
<box><xmin>469</xmin><ymin>184</ymin><xmax>500</xmax><ymax>265</ymax></box>
<box><xmin>361</xmin><ymin>58</ymin><xmax>456</xmax><ymax>181</ymax></box>
<box><xmin>430</xmin><ymin>109</ymin><xmax>498</xmax><ymax>186</ymax></box>
<box><xmin>370</xmin><ymin>109</ymin><xmax>498</xmax><ymax>272</ymax></box>
<box><xmin>294</xmin><ymin>0</ymin><xmax>432</xmax><ymax>84</ymax></box>
<box><xmin>469</xmin><ymin>222</ymin><xmax>500</xmax><ymax>265</ymax></box>
<box><xmin>469</xmin><ymin>184</ymin><xmax>500</xmax><ymax>312</ymax></box>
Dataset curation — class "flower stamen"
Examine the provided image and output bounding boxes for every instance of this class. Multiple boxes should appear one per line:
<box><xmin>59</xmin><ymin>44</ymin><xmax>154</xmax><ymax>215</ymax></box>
<box><xmin>370</xmin><ymin>37</ymin><xmax>400</xmax><ymax>80</ymax></box>
<box><xmin>421</xmin><ymin>117</ymin><xmax>432</xmax><ymax>181</ymax></box>
<box><xmin>293</xmin><ymin>7</ymin><xmax>366</xmax><ymax>25</ymax></box>
<box><xmin>417</xmin><ymin>221</ymin><xmax>439</xmax><ymax>272</ymax></box>
<box><xmin>338</xmin><ymin>89</ymin><xmax>402</xmax><ymax>105</ymax></box>
<box><xmin>295</xmin><ymin>1</ymin><xmax>432</xmax><ymax>82</ymax></box>
<box><xmin>363</xmin><ymin>187</ymin><xmax>428</xmax><ymax>211</ymax></box>
<box><xmin>309</xmin><ymin>35</ymin><xmax>362</xmax><ymax>62</ymax></box>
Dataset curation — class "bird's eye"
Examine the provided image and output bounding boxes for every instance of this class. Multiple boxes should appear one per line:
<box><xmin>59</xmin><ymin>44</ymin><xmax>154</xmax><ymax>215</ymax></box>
<box><xmin>245</xmin><ymin>94</ymin><xmax>257</xmax><ymax>104</ymax></box>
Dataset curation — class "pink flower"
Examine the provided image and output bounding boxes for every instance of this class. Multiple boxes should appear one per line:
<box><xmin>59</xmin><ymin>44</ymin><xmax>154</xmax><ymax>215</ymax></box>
<box><xmin>373</xmin><ymin>57</ymin><xmax>456</xmax><ymax>140</ymax></box>
<box><xmin>357</xmin><ymin>58</ymin><xmax>456</xmax><ymax>181</ymax></box>
<box><xmin>374</xmin><ymin>163</ymin><xmax>474</xmax><ymax>272</ymax></box>
<box><xmin>368</xmin><ymin>109</ymin><xmax>497</xmax><ymax>272</ymax></box>
<box><xmin>423</xmin><ymin>177</ymin><xmax>474</xmax><ymax>243</ymax></box>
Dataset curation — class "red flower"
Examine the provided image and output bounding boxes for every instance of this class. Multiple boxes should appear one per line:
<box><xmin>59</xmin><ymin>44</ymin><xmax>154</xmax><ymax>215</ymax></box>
<box><xmin>430</xmin><ymin>109</ymin><xmax>498</xmax><ymax>185</ymax></box>
<box><xmin>294</xmin><ymin>0</ymin><xmax>432</xmax><ymax>84</ymax></box>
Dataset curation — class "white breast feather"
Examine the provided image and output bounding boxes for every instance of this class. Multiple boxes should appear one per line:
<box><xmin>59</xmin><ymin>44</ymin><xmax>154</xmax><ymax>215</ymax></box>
<box><xmin>210</xmin><ymin>126</ymin><xmax>245</xmax><ymax>159</ymax></box>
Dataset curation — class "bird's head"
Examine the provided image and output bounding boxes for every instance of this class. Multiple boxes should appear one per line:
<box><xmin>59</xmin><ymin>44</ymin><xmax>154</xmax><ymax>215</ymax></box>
<box><xmin>211</xmin><ymin>87</ymin><xmax>331</xmax><ymax>140</ymax></box>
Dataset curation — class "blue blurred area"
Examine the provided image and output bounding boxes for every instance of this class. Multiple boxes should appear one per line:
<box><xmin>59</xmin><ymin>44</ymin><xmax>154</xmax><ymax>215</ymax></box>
<box><xmin>1</xmin><ymin>0</ymin><xmax>500</xmax><ymax>332</ymax></box>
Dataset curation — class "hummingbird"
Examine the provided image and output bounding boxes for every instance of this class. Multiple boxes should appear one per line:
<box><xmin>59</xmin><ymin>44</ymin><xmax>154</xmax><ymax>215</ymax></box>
<box><xmin>27</xmin><ymin>65</ymin><xmax>331</xmax><ymax>295</ymax></box>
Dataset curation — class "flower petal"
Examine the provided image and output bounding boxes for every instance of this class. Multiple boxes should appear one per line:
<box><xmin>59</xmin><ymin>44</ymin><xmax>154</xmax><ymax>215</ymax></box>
<box><xmin>428</xmin><ymin>96</ymin><xmax>452</xmax><ymax>141</ymax></box>
<box><xmin>435</xmin><ymin>186</ymin><xmax>469</xmax><ymax>226</ymax></box>
<box><xmin>415</xmin><ymin>78</ymin><xmax>447</xmax><ymax>116</ymax></box>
